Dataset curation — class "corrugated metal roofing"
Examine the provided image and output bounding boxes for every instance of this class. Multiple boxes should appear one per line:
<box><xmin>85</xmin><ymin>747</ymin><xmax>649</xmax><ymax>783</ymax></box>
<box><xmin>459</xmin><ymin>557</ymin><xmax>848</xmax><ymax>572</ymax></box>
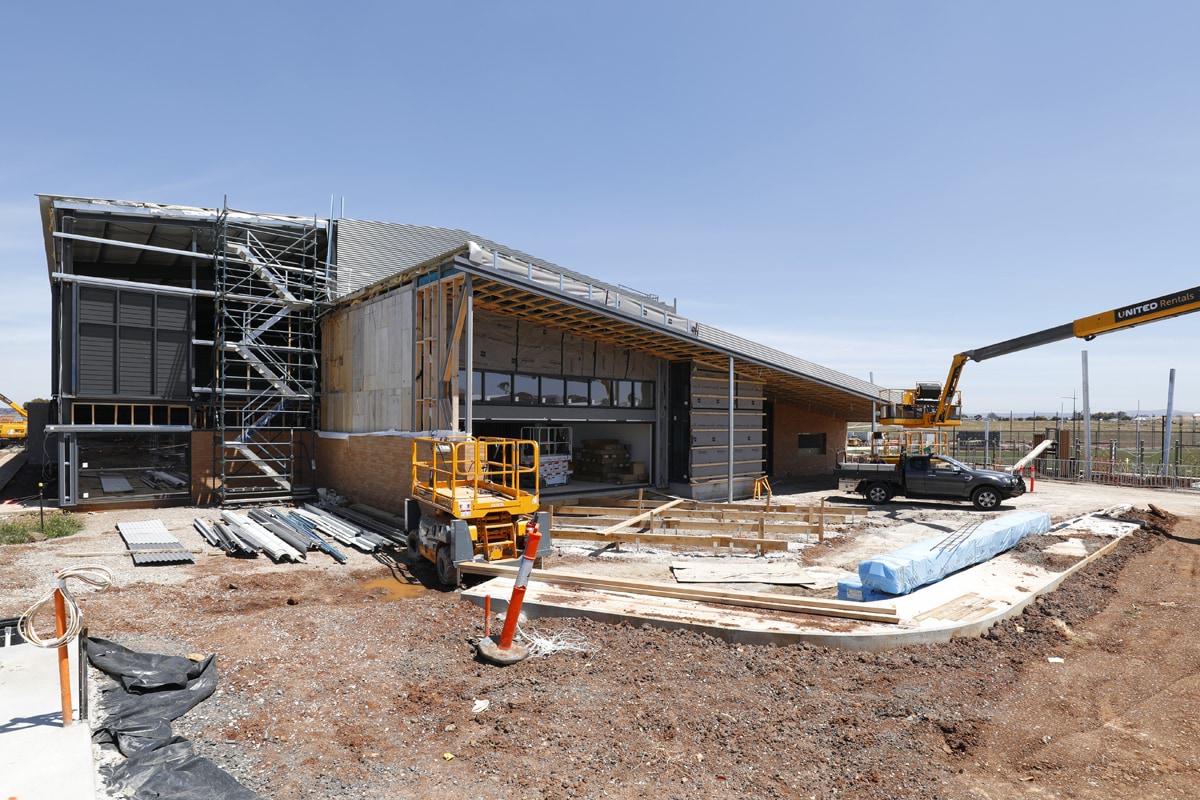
<box><xmin>334</xmin><ymin>220</ymin><xmax>675</xmax><ymax>313</ymax></box>
<box><xmin>334</xmin><ymin>220</ymin><xmax>884</xmax><ymax>402</ymax></box>
<box><xmin>692</xmin><ymin>323</ymin><xmax>881</xmax><ymax>398</ymax></box>
<box><xmin>116</xmin><ymin>520</ymin><xmax>194</xmax><ymax>565</ymax></box>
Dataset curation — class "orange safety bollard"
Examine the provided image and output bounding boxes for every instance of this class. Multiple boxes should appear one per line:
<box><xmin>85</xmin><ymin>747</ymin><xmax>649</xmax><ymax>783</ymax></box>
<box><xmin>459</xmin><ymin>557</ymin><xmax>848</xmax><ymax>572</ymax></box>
<box><xmin>54</xmin><ymin>580</ymin><xmax>73</xmax><ymax>727</ymax></box>
<box><xmin>1030</xmin><ymin>466</ymin><xmax>1036</xmax><ymax>492</ymax></box>
<box><xmin>478</xmin><ymin>527</ymin><xmax>541</xmax><ymax>665</ymax></box>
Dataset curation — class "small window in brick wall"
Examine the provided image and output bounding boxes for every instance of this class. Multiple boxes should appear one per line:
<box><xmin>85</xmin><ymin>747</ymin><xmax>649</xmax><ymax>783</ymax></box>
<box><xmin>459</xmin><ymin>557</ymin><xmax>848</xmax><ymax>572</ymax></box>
<box><xmin>797</xmin><ymin>433</ymin><xmax>827</xmax><ymax>456</ymax></box>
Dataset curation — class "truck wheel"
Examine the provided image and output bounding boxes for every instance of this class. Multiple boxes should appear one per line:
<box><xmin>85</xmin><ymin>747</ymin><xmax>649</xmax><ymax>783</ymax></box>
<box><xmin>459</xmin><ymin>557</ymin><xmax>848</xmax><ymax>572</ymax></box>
<box><xmin>435</xmin><ymin>546</ymin><xmax>458</xmax><ymax>587</ymax></box>
<box><xmin>972</xmin><ymin>487</ymin><xmax>1001</xmax><ymax>510</ymax></box>
<box><xmin>865</xmin><ymin>483</ymin><xmax>892</xmax><ymax>504</ymax></box>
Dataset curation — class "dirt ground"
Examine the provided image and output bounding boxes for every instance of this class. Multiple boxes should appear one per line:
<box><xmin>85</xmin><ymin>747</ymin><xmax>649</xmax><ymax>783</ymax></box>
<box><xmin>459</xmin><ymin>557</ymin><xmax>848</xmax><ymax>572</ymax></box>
<box><xmin>1</xmin><ymin>484</ymin><xmax>1197</xmax><ymax>799</ymax></box>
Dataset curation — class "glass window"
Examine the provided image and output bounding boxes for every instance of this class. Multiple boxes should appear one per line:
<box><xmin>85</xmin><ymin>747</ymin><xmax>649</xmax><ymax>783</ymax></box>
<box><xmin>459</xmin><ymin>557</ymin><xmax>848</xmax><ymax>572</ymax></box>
<box><xmin>614</xmin><ymin>380</ymin><xmax>633</xmax><ymax>408</ymax></box>
<box><xmin>76</xmin><ymin>432</ymin><xmax>190</xmax><ymax>502</ymax></box>
<box><xmin>458</xmin><ymin>370</ymin><xmax>483</xmax><ymax>407</ymax></box>
<box><xmin>484</xmin><ymin>372</ymin><xmax>512</xmax><ymax>403</ymax></box>
<box><xmin>632</xmin><ymin>380</ymin><xmax>655</xmax><ymax>408</ymax></box>
<box><xmin>590</xmin><ymin>379</ymin><xmax>612</xmax><ymax>407</ymax></box>
<box><xmin>565</xmin><ymin>379</ymin><xmax>590</xmax><ymax>406</ymax></box>
<box><xmin>512</xmin><ymin>374</ymin><xmax>538</xmax><ymax>405</ymax></box>
<box><xmin>797</xmin><ymin>433</ymin><xmax>827</xmax><ymax>456</ymax></box>
<box><xmin>540</xmin><ymin>377</ymin><xmax>565</xmax><ymax>405</ymax></box>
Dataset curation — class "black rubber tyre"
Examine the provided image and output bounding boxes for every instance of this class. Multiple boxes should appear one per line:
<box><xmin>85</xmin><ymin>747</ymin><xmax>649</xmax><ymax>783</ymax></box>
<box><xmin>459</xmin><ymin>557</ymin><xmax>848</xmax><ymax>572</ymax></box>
<box><xmin>435</xmin><ymin>546</ymin><xmax>457</xmax><ymax>587</ymax></box>
<box><xmin>972</xmin><ymin>486</ymin><xmax>1001</xmax><ymax>510</ymax></box>
<box><xmin>865</xmin><ymin>482</ymin><xmax>892</xmax><ymax>504</ymax></box>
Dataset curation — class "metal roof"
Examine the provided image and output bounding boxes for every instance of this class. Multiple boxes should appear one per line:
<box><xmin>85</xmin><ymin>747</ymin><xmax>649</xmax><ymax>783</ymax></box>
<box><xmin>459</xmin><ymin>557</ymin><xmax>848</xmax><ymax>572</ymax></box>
<box><xmin>334</xmin><ymin>219</ymin><xmax>676</xmax><ymax>314</ymax></box>
<box><xmin>334</xmin><ymin>223</ymin><xmax>884</xmax><ymax>408</ymax></box>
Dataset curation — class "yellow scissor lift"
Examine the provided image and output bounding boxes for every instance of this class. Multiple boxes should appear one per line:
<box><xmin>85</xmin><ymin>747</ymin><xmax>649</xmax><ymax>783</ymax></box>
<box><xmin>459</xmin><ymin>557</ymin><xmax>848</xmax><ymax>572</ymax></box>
<box><xmin>407</xmin><ymin>435</ymin><xmax>550</xmax><ymax>585</ymax></box>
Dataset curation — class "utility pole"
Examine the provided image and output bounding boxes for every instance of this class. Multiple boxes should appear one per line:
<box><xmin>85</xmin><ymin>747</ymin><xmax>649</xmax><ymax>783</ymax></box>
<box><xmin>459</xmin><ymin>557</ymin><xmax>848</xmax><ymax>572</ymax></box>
<box><xmin>1082</xmin><ymin>351</ymin><xmax>1092</xmax><ymax>481</ymax></box>
<box><xmin>1163</xmin><ymin>368</ymin><xmax>1176</xmax><ymax>478</ymax></box>
<box><xmin>869</xmin><ymin>371</ymin><xmax>877</xmax><ymax>458</ymax></box>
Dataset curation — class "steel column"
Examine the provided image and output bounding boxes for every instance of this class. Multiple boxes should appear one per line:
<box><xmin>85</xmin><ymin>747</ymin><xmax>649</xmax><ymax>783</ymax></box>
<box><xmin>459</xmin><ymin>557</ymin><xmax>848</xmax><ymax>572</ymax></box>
<box><xmin>728</xmin><ymin>356</ymin><xmax>735</xmax><ymax>502</ymax></box>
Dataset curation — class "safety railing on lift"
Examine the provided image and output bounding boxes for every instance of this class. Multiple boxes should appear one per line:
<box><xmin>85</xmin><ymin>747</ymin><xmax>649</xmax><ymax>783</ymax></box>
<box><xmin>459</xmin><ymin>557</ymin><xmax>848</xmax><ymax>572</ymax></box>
<box><xmin>411</xmin><ymin>436</ymin><xmax>540</xmax><ymax>519</ymax></box>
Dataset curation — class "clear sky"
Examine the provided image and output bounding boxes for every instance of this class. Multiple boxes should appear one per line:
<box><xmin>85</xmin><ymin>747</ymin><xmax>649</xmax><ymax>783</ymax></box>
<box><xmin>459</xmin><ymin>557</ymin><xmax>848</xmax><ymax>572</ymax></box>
<box><xmin>2</xmin><ymin>2</ymin><xmax>1198</xmax><ymax>414</ymax></box>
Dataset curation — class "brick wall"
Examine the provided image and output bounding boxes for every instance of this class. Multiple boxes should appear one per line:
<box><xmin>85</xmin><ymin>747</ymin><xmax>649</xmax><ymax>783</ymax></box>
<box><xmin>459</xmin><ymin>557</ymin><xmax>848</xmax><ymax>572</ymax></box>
<box><xmin>315</xmin><ymin>434</ymin><xmax>413</xmax><ymax>514</ymax></box>
<box><xmin>771</xmin><ymin>404</ymin><xmax>847</xmax><ymax>477</ymax></box>
<box><xmin>190</xmin><ymin>429</ymin><xmax>317</xmax><ymax>506</ymax></box>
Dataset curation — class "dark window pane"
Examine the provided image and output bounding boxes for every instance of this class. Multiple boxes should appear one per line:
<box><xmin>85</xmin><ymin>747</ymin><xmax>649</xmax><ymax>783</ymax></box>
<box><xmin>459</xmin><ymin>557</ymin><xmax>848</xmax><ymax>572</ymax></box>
<box><xmin>590</xmin><ymin>379</ymin><xmax>612</xmax><ymax>407</ymax></box>
<box><xmin>513</xmin><ymin>374</ymin><xmax>538</xmax><ymax>404</ymax></box>
<box><xmin>484</xmin><ymin>372</ymin><xmax>512</xmax><ymax>403</ymax></box>
<box><xmin>614</xmin><ymin>380</ymin><xmax>634</xmax><ymax>408</ymax></box>
<box><xmin>565</xmin><ymin>379</ymin><xmax>590</xmax><ymax>406</ymax></box>
<box><xmin>540</xmin><ymin>377</ymin><xmax>565</xmax><ymax>405</ymax></box>
<box><xmin>797</xmin><ymin>432</ymin><xmax>826</xmax><ymax>456</ymax></box>
<box><xmin>636</xmin><ymin>381</ymin><xmax>655</xmax><ymax>408</ymax></box>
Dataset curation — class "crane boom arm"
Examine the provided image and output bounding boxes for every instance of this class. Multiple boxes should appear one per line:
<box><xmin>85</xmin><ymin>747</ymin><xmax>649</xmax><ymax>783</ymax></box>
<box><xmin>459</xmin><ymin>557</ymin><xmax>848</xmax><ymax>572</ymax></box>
<box><xmin>0</xmin><ymin>392</ymin><xmax>27</xmax><ymax>419</ymax></box>
<box><xmin>932</xmin><ymin>283</ymin><xmax>1200</xmax><ymax>425</ymax></box>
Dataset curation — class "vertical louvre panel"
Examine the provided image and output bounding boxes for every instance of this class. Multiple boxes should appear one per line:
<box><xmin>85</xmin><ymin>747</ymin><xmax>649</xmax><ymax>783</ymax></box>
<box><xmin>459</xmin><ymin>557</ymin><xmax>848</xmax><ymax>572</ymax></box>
<box><xmin>156</xmin><ymin>330</ymin><xmax>189</xmax><ymax>398</ymax></box>
<box><xmin>79</xmin><ymin>288</ymin><xmax>116</xmax><ymax>324</ymax></box>
<box><xmin>157</xmin><ymin>296</ymin><xmax>189</xmax><ymax>330</ymax></box>
<box><xmin>118</xmin><ymin>328</ymin><xmax>153</xmax><ymax>395</ymax></box>
<box><xmin>78</xmin><ymin>323</ymin><xmax>116</xmax><ymax>394</ymax></box>
<box><xmin>120</xmin><ymin>292</ymin><xmax>154</xmax><ymax>327</ymax></box>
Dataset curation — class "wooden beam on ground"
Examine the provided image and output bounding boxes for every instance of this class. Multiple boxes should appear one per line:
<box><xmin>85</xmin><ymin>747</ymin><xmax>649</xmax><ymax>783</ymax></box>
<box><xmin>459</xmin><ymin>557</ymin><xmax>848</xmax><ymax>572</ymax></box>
<box><xmin>597</xmin><ymin>497</ymin><xmax>686</xmax><ymax>535</ymax></box>
<box><xmin>459</xmin><ymin>563</ymin><xmax>899</xmax><ymax>624</ymax></box>
<box><xmin>554</xmin><ymin>515</ymin><xmax>816</xmax><ymax>536</ymax></box>
<box><xmin>551</xmin><ymin>505</ymin><xmax>836</xmax><ymax>526</ymax></box>
<box><xmin>554</xmin><ymin>498</ymin><xmax>867</xmax><ymax>520</ymax></box>
<box><xmin>551</xmin><ymin>528</ymin><xmax>790</xmax><ymax>552</ymax></box>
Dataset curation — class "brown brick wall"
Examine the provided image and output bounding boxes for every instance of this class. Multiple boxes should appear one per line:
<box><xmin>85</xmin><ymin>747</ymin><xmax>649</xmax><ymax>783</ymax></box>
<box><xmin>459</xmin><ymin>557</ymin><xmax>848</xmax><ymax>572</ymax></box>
<box><xmin>190</xmin><ymin>429</ymin><xmax>317</xmax><ymax>506</ymax></box>
<box><xmin>771</xmin><ymin>404</ymin><xmax>847</xmax><ymax>477</ymax></box>
<box><xmin>315</xmin><ymin>435</ymin><xmax>413</xmax><ymax>514</ymax></box>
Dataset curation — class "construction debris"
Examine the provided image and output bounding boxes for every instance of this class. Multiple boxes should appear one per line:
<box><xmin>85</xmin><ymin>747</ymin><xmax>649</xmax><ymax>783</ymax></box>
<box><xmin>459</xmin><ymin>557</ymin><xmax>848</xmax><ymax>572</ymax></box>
<box><xmin>460</xmin><ymin>562</ymin><xmax>900</xmax><ymax>624</ymax></box>
<box><xmin>115</xmin><ymin>520</ymin><xmax>194</xmax><ymax>566</ymax></box>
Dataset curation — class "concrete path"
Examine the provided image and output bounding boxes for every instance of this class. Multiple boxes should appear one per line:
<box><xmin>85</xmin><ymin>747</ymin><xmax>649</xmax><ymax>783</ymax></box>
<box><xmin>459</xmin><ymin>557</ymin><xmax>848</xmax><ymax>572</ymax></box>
<box><xmin>0</xmin><ymin>642</ymin><xmax>95</xmax><ymax>800</ymax></box>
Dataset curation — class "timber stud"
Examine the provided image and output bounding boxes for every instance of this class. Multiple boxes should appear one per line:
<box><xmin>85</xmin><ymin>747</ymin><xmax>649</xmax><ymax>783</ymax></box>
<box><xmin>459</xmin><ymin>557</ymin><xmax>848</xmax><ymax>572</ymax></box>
<box><xmin>477</xmin><ymin>529</ymin><xmax>541</xmax><ymax>666</ymax></box>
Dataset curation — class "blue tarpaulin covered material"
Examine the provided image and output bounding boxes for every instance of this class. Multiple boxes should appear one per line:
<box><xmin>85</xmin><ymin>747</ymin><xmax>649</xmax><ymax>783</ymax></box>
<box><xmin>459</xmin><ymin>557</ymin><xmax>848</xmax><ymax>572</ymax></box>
<box><xmin>858</xmin><ymin>511</ymin><xmax>1051</xmax><ymax>595</ymax></box>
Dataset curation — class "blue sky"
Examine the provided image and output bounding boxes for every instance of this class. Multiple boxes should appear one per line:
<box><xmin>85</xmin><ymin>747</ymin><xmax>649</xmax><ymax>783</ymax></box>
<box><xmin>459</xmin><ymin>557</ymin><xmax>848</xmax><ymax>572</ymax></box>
<box><xmin>2</xmin><ymin>2</ymin><xmax>1198</xmax><ymax>414</ymax></box>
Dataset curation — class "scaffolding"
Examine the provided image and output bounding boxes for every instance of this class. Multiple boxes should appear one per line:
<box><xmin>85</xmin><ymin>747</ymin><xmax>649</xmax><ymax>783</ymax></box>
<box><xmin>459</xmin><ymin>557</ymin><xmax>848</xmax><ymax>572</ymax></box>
<box><xmin>211</xmin><ymin>205</ymin><xmax>329</xmax><ymax>502</ymax></box>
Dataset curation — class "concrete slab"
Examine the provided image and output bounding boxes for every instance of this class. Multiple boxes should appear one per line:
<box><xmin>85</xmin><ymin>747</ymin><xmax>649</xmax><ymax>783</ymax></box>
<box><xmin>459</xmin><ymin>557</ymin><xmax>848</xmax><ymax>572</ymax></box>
<box><xmin>0</xmin><ymin>642</ymin><xmax>95</xmax><ymax>800</ymax></box>
<box><xmin>462</xmin><ymin>517</ymin><xmax>1141</xmax><ymax>651</ymax></box>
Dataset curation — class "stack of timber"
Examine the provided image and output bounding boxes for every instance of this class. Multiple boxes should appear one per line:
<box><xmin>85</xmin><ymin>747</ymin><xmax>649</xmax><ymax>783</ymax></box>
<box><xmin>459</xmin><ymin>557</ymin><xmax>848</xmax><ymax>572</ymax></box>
<box><xmin>573</xmin><ymin>439</ymin><xmax>644</xmax><ymax>484</ymax></box>
<box><xmin>459</xmin><ymin>562</ymin><xmax>899</xmax><ymax>625</ymax></box>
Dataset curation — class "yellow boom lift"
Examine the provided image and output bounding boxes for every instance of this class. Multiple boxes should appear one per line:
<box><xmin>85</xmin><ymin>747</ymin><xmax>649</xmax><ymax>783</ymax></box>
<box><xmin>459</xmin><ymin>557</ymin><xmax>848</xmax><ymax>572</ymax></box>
<box><xmin>405</xmin><ymin>435</ymin><xmax>550</xmax><ymax>585</ymax></box>
<box><xmin>0</xmin><ymin>391</ymin><xmax>28</xmax><ymax>446</ymax></box>
<box><xmin>881</xmin><ymin>284</ymin><xmax>1200</xmax><ymax>428</ymax></box>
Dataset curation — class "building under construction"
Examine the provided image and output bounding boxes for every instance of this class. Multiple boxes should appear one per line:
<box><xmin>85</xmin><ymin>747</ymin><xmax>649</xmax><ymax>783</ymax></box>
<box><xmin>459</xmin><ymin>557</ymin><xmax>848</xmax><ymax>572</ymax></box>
<box><xmin>37</xmin><ymin>195</ymin><xmax>881</xmax><ymax>511</ymax></box>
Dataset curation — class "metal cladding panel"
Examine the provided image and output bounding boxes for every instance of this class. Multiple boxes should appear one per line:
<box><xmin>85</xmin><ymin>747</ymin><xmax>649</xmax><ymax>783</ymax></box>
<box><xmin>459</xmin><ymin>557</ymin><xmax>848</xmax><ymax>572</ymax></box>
<box><xmin>131</xmin><ymin>551</ymin><xmax>194</xmax><ymax>565</ymax></box>
<box><xmin>118</xmin><ymin>327</ymin><xmax>153</xmax><ymax>394</ymax></box>
<box><xmin>78</xmin><ymin>323</ymin><xmax>116</xmax><ymax>394</ymax></box>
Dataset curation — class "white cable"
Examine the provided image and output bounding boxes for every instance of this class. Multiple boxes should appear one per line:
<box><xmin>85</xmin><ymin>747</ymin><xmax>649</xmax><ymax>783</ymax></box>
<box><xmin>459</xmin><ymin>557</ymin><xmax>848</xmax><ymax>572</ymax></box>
<box><xmin>18</xmin><ymin>565</ymin><xmax>114</xmax><ymax>649</ymax></box>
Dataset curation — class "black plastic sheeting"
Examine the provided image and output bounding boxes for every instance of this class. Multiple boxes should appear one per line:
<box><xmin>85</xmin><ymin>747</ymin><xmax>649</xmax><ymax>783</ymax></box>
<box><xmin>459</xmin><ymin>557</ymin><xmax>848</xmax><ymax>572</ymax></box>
<box><xmin>86</xmin><ymin>636</ymin><xmax>259</xmax><ymax>800</ymax></box>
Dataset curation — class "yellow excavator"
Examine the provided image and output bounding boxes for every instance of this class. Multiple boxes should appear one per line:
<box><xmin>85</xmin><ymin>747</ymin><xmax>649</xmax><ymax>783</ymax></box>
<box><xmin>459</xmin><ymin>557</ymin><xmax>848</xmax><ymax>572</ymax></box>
<box><xmin>881</xmin><ymin>284</ymin><xmax>1200</xmax><ymax>428</ymax></box>
<box><xmin>0</xmin><ymin>392</ymin><xmax>28</xmax><ymax>447</ymax></box>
